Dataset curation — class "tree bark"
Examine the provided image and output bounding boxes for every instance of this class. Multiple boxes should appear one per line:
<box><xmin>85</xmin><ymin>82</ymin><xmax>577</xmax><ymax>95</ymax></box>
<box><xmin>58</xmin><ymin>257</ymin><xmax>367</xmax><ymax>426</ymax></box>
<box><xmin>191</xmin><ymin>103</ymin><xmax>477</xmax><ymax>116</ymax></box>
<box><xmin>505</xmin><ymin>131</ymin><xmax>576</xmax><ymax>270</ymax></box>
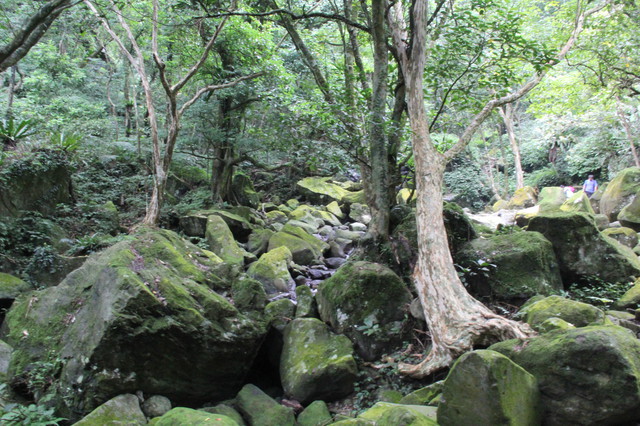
<box><xmin>0</xmin><ymin>0</ymin><xmax>73</xmax><ymax>73</ymax></box>
<box><xmin>616</xmin><ymin>97</ymin><xmax>640</xmax><ymax>167</ymax></box>
<box><xmin>498</xmin><ymin>103</ymin><xmax>524</xmax><ymax>189</ymax></box>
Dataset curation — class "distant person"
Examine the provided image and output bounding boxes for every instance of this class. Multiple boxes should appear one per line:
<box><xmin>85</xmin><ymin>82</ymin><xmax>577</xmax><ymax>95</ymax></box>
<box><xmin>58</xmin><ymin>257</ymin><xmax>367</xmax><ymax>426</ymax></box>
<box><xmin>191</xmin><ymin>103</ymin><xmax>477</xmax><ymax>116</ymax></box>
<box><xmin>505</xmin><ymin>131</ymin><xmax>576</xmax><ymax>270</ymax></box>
<box><xmin>582</xmin><ymin>175</ymin><xmax>598</xmax><ymax>198</ymax></box>
<box><xmin>562</xmin><ymin>185</ymin><xmax>575</xmax><ymax>198</ymax></box>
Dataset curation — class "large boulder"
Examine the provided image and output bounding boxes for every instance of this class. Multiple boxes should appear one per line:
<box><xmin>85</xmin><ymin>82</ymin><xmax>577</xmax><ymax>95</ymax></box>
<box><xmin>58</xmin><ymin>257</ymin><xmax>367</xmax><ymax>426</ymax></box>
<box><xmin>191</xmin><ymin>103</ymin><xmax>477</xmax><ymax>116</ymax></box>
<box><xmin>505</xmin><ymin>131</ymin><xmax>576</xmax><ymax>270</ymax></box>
<box><xmin>600</xmin><ymin>167</ymin><xmax>640</xmax><ymax>221</ymax></box>
<box><xmin>297</xmin><ymin>400</ymin><xmax>333</xmax><ymax>426</ymax></box>
<box><xmin>437</xmin><ymin>350</ymin><xmax>541</xmax><ymax>426</ymax></box>
<box><xmin>0</xmin><ymin>151</ymin><xmax>73</xmax><ymax>218</ymax></box>
<box><xmin>205</xmin><ymin>215</ymin><xmax>246</xmax><ymax>267</ymax></box>
<box><xmin>268</xmin><ymin>224</ymin><xmax>328</xmax><ymax>265</ymax></box>
<box><xmin>316</xmin><ymin>262</ymin><xmax>412</xmax><ymax>361</ymax></box>
<box><xmin>180</xmin><ymin>209</ymin><xmax>255</xmax><ymax>240</ymax></box>
<box><xmin>490</xmin><ymin>325</ymin><xmax>640</xmax><ymax>425</ymax></box>
<box><xmin>236</xmin><ymin>384</ymin><xmax>295</xmax><ymax>426</ymax></box>
<box><xmin>154</xmin><ymin>407</ymin><xmax>239</xmax><ymax>425</ymax></box>
<box><xmin>357</xmin><ymin>402</ymin><xmax>437</xmax><ymax>425</ymax></box>
<box><xmin>456</xmin><ymin>231</ymin><xmax>563</xmax><ymax>302</ymax></box>
<box><xmin>297</xmin><ymin>177</ymin><xmax>350</xmax><ymax>204</ymax></box>
<box><xmin>0</xmin><ymin>272</ymin><xmax>30</xmax><ymax>299</ymax></box>
<box><xmin>526</xmin><ymin>212</ymin><xmax>640</xmax><ymax>283</ymax></box>
<box><xmin>560</xmin><ymin>190</ymin><xmax>595</xmax><ymax>215</ymax></box>
<box><xmin>73</xmin><ymin>394</ymin><xmax>146</xmax><ymax>425</ymax></box>
<box><xmin>517</xmin><ymin>295</ymin><xmax>607</xmax><ymax>330</ymax></box>
<box><xmin>538</xmin><ymin>187</ymin><xmax>566</xmax><ymax>213</ymax></box>
<box><xmin>618</xmin><ymin>191</ymin><xmax>640</xmax><ymax>231</ymax></box>
<box><xmin>231</xmin><ymin>172</ymin><xmax>260</xmax><ymax>208</ymax></box>
<box><xmin>246</xmin><ymin>246</ymin><xmax>295</xmax><ymax>295</ymax></box>
<box><xmin>507</xmin><ymin>186</ymin><xmax>537</xmax><ymax>209</ymax></box>
<box><xmin>1</xmin><ymin>228</ymin><xmax>267</xmax><ymax>418</ymax></box>
<box><xmin>612</xmin><ymin>278</ymin><xmax>640</xmax><ymax>310</ymax></box>
<box><xmin>280</xmin><ymin>318</ymin><xmax>357</xmax><ymax>403</ymax></box>
<box><xmin>601</xmin><ymin>226</ymin><xmax>639</xmax><ymax>248</ymax></box>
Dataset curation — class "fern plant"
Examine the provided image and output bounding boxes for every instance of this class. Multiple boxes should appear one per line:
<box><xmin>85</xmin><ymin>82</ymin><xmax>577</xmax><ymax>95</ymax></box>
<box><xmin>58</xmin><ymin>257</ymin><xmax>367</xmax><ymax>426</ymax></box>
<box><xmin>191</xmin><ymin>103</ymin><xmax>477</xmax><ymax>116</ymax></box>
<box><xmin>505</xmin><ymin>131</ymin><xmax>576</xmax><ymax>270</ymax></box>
<box><xmin>0</xmin><ymin>118</ymin><xmax>36</xmax><ymax>150</ymax></box>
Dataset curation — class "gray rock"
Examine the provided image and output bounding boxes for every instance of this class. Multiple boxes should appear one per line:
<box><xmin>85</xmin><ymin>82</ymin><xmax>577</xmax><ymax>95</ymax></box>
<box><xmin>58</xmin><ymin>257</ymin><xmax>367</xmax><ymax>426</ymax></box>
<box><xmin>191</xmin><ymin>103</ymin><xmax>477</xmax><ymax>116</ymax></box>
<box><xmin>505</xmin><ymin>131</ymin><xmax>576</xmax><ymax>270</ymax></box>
<box><xmin>236</xmin><ymin>384</ymin><xmax>295</xmax><ymax>426</ymax></box>
<box><xmin>142</xmin><ymin>395</ymin><xmax>172</xmax><ymax>419</ymax></box>
<box><xmin>74</xmin><ymin>394</ymin><xmax>146</xmax><ymax>425</ymax></box>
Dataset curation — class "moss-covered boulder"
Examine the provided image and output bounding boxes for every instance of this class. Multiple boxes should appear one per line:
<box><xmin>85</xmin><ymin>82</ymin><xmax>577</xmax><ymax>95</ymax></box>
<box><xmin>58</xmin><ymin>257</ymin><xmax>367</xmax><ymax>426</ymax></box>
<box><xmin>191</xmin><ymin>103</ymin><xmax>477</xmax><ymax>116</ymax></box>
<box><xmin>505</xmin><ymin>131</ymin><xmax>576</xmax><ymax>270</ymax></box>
<box><xmin>232</xmin><ymin>276</ymin><xmax>267</xmax><ymax>311</ymax></box>
<box><xmin>538</xmin><ymin>187</ymin><xmax>566</xmax><ymax>213</ymax></box>
<box><xmin>236</xmin><ymin>384</ymin><xmax>295</xmax><ymax>426</ymax></box>
<box><xmin>612</xmin><ymin>278</ymin><xmax>640</xmax><ymax>310</ymax></box>
<box><xmin>507</xmin><ymin>186</ymin><xmax>537</xmax><ymax>209</ymax></box>
<box><xmin>602</xmin><ymin>226</ymin><xmax>639</xmax><ymax>248</ymax></box>
<box><xmin>456</xmin><ymin>231</ymin><xmax>562</xmax><ymax>302</ymax></box>
<box><xmin>357</xmin><ymin>402</ymin><xmax>437</xmax><ymax>425</ymax></box>
<box><xmin>73</xmin><ymin>394</ymin><xmax>146</xmax><ymax>425</ymax></box>
<box><xmin>437</xmin><ymin>350</ymin><xmax>540</xmax><ymax>426</ymax></box>
<box><xmin>268</xmin><ymin>224</ymin><xmax>328</xmax><ymax>265</ymax></box>
<box><xmin>517</xmin><ymin>295</ymin><xmax>606</xmax><ymax>329</ymax></box>
<box><xmin>1</xmin><ymin>228</ymin><xmax>267</xmax><ymax>418</ymax></box>
<box><xmin>154</xmin><ymin>407</ymin><xmax>240</xmax><ymax>425</ymax></box>
<box><xmin>297</xmin><ymin>400</ymin><xmax>333</xmax><ymax>426</ymax></box>
<box><xmin>295</xmin><ymin>285</ymin><xmax>317</xmax><ymax>318</ymax></box>
<box><xmin>180</xmin><ymin>209</ymin><xmax>255</xmax><ymax>240</ymax></box>
<box><xmin>206</xmin><ymin>215</ymin><xmax>246</xmax><ymax>267</ymax></box>
<box><xmin>0</xmin><ymin>273</ymin><xmax>30</xmax><ymax>300</ymax></box>
<box><xmin>0</xmin><ymin>339</ymin><xmax>12</xmax><ymax>378</ymax></box>
<box><xmin>266</xmin><ymin>298</ymin><xmax>296</xmax><ymax>333</ymax></box>
<box><xmin>291</xmin><ymin>205</ymin><xmax>341</xmax><ymax>228</ymax></box>
<box><xmin>600</xmin><ymin>167</ymin><xmax>640</xmax><ymax>221</ymax></box>
<box><xmin>280</xmin><ymin>318</ymin><xmax>357</xmax><ymax>403</ymax></box>
<box><xmin>492</xmin><ymin>199</ymin><xmax>509</xmax><ymax>212</ymax></box>
<box><xmin>560</xmin><ymin>190</ymin><xmax>595</xmax><ymax>215</ymax></box>
<box><xmin>0</xmin><ymin>152</ymin><xmax>73</xmax><ymax>218</ymax></box>
<box><xmin>142</xmin><ymin>395</ymin><xmax>172</xmax><ymax>419</ymax></box>
<box><xmin>618</xmin><ymin>190</ymin><xmax>640</xmax><ymax>231</ymax></box>
<box><xmin>231</xmin><ymin>172</ymin><xmax>260</xmax><ymax>208</ymax></box>
<box><xmin>201</xmin><ymin>404</ymin><xmax>245</xmax><ymax>425</ymax></box>
<box><xmin>247</xmin><ymin>246</ymin><xmax>295</xmax><ymax>295</ymax></box>
<box><xmin>326</xmin><ymin>201</ymin><xmax>345</xmax><ymax>220</ymax></box>
<box><xmin>526</xmin><ymin>212</ymin><xmax>640</xmax><ymax>283</ymax></box>
<box><xmin>316</xmin><ymin>262</ymin><xmax>411</xmax><ymax>361</ymax></box>
<box><xmin>349</xmin><ymin>203</ymin><xmax>371</xmax><ymax>225</ymax></box>
<box><xmin>490</xmin><ymin>325</ymin><xmax>640</xmax><ymax>425</ymax></box>
<box><xmin>297</xmin><ymin>177</ymin><xmax>350</xmax><ymax>204</ymax></box>
<box><xmin>399</xmin><ymin>381</ymin><xmax>444</xmax><ymax>406</ymax></box>
<box><xmin>246</xmin><ymin>229</ymin><xmax>275</xmax><ymax>257</ymax></box>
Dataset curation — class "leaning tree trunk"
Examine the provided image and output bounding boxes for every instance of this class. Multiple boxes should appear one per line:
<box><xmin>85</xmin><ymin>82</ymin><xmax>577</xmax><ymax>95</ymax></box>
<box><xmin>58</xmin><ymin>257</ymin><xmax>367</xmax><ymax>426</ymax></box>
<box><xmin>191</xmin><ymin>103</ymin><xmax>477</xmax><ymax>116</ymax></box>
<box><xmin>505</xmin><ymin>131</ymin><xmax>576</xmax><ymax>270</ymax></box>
<box><xmin>499</xmin><ymin>104</ymin><xmax>524</xmax><ymax>189</ymax></box>
<box><xmin>616</xmin><ymin>98</ymin><xmax>640</xmax><ymax>168</ymax></box>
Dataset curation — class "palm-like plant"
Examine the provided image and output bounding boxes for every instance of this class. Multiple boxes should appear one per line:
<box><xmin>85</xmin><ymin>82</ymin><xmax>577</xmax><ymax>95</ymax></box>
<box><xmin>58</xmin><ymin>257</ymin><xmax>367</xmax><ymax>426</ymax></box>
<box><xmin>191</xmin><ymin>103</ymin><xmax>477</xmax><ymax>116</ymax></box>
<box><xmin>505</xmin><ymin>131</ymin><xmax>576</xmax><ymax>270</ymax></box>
<box><xmin>0</xmin><ymin>118</ymin><xmax>36</xmax><ymax>150</ymax></box>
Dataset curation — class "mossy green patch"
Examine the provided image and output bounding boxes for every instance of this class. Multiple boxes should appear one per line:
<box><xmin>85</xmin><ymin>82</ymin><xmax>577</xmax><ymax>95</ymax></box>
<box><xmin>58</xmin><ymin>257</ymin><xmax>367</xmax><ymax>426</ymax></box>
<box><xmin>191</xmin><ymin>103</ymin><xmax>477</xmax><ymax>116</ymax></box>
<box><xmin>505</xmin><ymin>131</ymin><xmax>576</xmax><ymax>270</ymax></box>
<box><xmin>538</xmin><ymin>187</ymin><xmax>566</xmax><ymax>213</ymax></box>
<box><xmin>612</xmin><ymin>278</ymin><xmax>640</xmax><ymax>310</ymax></box>
<box><xmin>507</xmin><ymin>186</ymin><xmax>537</xmax><ymax>209</ymax></box>
<box><xmin>316</xmin><ymin>261</ymin><xmax>411</xmax><ymax>361</ymax></box>
<box><xmin>600</xmin><ymin>167</ymin><xmax>640</xmax><ymax>220</ymax></box>
<box><xmin>602</xmin><ymin>227</ymin><xmax>639</xmax><ymax>248</ymax></box>
<box><xmin>236</xmin><ymin>384</ymin><xmax>295</xmax><ymax>426</ymax></box>
<box><xmin>247</xmin><ymin>246</ymin><xmax>295</xmax><ymax>295</ymax></box>
<box><xmin>74</xmin><ymin>394</ymin><xmax>146</xmax><ymax>425</ymax></box>
<box><xmin>205</xmin><ymin>215</ymin><xmax>246</xmax><ymax>267</ymax></box>
<box><xmin>0</xmin><ymin>273</ymin><xmax>30</xmax><ymax>298</ymax></box>
<box><xmin>399</xmin><ymin>381</ymin><xmax>444</xmax><ymax>406</ymax></box>
<box><xmin>280</xmin><ymin>318</ymin><xmax>357</xmax><ymax>403</ymax></box>
<box><xmin>155</xmin><ymin>407</ymin><xmax>240</xmax><ymax>425</ymax></box>
<box><xmin>268</xmin><ymin>224</ymin><xmax>328</xmax><ymax>265</ymax></box>
<box><xmin>517</xmin><ymin>295</ymin><xmax>606</xmax><ymax>329</ymax></box>
<box><xmin>560</xmin><ymin>190</ymin><xmax>595</xmax><ymax>215</ymax></box>
<box><xmin>359</xmin><ymin>403</ymin><xmax>437</xmax><ymax>425</ymax></box>
<box><xmin>297</xmin><ymin>400</ymin><xmax>332</xmax><ymax>426</ymax></box>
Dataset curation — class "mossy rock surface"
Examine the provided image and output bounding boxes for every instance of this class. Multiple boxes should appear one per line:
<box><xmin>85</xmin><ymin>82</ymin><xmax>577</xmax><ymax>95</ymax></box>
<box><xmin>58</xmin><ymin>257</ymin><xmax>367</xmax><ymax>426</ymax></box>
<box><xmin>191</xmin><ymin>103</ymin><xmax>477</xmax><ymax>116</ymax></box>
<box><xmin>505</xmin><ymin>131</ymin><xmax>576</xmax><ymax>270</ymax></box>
<box><xmin>538</xmin><ymin>187</ymin><xmax>566</xmax><ymax>213</ymax></box>
<box><xmin>490</xmin><ymin>325</ymin><xmax>640</xmax><ymax>425</ymax></box>
<box><xmin>180</xmin><ymin>209</ymin><xmax>255</xmax><ymax>239</ymax></box>
<box><xmin>316</xmin><ymin>261</ymin><xmax>411</xmax><ymax>361</ymax></box>
<box><xmin>295</xmin><ymin>285</ymin><xmax>317</xmax><ymax>318</ymax></box>
<box><xmin>232</xmin><ymin>276</ymin><xmax>267</xmax><ymax>311</ymax></box>
<box><xmin>265</xmin><ymin>298</ymin><xmax>296</xmax><ymax>333</ymax></box>
<box><xmin>492</xmin><ymin>199</ymin><xmax>509</xmax><ymax>212</ymax></box>
<box><xmin>247</xmin><ymin>246</ymin><xmax>295</xmax><ymax>295</ymax></box>
<box><xmin>560</xmin><ymin>190</ymin><xmax>595</xmax><ymax>215</ymax></box>
<box><xmin>280</xmin><ymin>318</ymin><xmax>357</xmax><ymax>403</ymax></box>
<box><xmin>612</xmin><ymin>278</ymin><xmax>640</xmax><ymax>310</ymax></box>
<box><xmin>358</xmin><ymin>402</ymin><xmax>437</xmax><ymax>425</ymax></box>
<box><xmin>268</xmin><ymin>224</ymin><xmax>328</xmax><ymax>265</ymax></box>
<box><xmin>297</xmin><ymin>177</ymin><xmax>350</xmax><ymax>204</ymax></box>
<box><xmin>618</xmin><ymin>190</ymin><xmax>640</xmax><ymax>231</ymax></box>
<box><xmin>0</xmin><ymin>273</ymin><xmax>30</xmax><ymax>299</ymax></box>
<box><xmin>206</xmin><ymin>215</ymin><xmax>246</xmax><ymax>267</ymax></box>
<box><xmin>201</xmin><ymin>404</ymin><xmax>246</xmax><ymax>425</ymax></box>
<box><xmin>507</xmin><ymin>186</ymin><xmax>537</xmax><ymax>209</ymax></box>
<box><xmin>297</xmin><ymin>400</ymin><xmax>332</xmax><ymax>426</ymax></box>
<box><xmin>155</xmin><ymin>407</ymin><xmax>239</xmax><ymax>425</ymax></box>
<box><xmin>437</xmin><ymin>350</ymin><xmax>541</xmax><ymax>426</ymax></box>
<box><xmin>526</xmin><ymin>212</ymin><xmax>640</xmax><ymax>283</ymax></box>
<box><xmin>246</xmin><ymin>228</ymin><xmax>275</xmax><ymax>257</ymax></box>
<box><xmin>231</xmin><ymin>172</ymin><xmax>260</xmax><ymax>208</ymax></box>
<box><xmin>73</xmin><ymin>394</ymin><xmax>146</xmax><ymax>425</ymax></box>
<box><xmin>602</xmin><ymin>226</ymin><xmax>639</xmax><ymax>248</ymax></box>
<box><xmin>326</xmin><ymin>201</ymin><xmax>345</xmax><ymax>220</ymax></box>
<box><xmin>600</xmin><ymin>167</ymin><xmax>640</xmax><ymax>221</ymax></box>
<box><xmin>0</xmin><ymin>153</ymin><xmax>73</xmax><ymax>218</ymax></box>
<box><xmin>518</xmin><ymin>295</ymin><xmax>606</xmax><ymax>329</ymax></box>
<box><xmin>236</xmin><ymin>384</ymin><xmax>295</xmax><ymax>426</ymax></box>
<box><xmin>399</xmin><ymin>381</ymin><xmax>444</xmax><ymax>406</ymax></box>
<box><xmin>2</xmin><ymin>228</ymin><xmax>267</xmax><ymax>418</ymax></box>
<box><xmin>456</xmin><ymin>231</ymin><xmax>562</xmax><ymax>302</ymax></box>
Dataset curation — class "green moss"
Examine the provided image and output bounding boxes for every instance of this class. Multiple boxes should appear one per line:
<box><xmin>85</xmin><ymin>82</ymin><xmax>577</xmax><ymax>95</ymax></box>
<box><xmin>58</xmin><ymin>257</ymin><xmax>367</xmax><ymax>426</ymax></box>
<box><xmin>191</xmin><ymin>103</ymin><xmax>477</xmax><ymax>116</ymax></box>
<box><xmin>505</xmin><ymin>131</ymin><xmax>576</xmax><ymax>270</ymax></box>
<box><xmin>508</xmin><ymin>186</ymin><xmax>537</xmax><ymax>209</ymax></box>
<box><xmin>297</xmin><ymin>177</ymin><xmax>349</xmax><ymax>203</ymax></box>
<box><xmin>399</xmin><ymin>381</ymin><xmax>444</xmax><ymax>405</ymax></box>
<box><xmin>560</xmin><ymin>191</ymin><xmax>595</xmax><ymax>215</ymax></box>
<box><xmin>316</xmin><ymin>261</ymin><xmax>411</xmax><ymax>361</ymax></box>
<box><xmin>268</xmin><ymin>224</ymin><xmax>328</xmax><ymax>265</ymax></box>
<box><xmin>232</xmin><ymin>277</ymin><xmax>266</xmax><ymax>311</ymax></box>
<box><xmin>396</xmin><ymin>188</ymin><xmax>417</xmax><ymax>205</ymax></box>
<box><xmin>618</xmin><ymin>190</ymin><xmax>640</xmax><ymax>230</ymax></box>
<box><xmin>205</xmin><ymin>215</ymin><xmax>245</xmax><ymax>266</ymax></box>
<box><xmin>358</xmin><ymin>403</ymin><xmax>437</xmax><ymax>425</ymax></box>
<box><xmin>155</xmin><ymin>407</ymin><xmax>240</xmax><ymax>425</ymax></box>
<box><xmin>265</xmin><ymin>298</ymin><xmax>296</xmax><ymax>332</ymax></box>
<box><xmin>236</xmin><ymin>384</ymin><xmax>295</xmax><ymax>426</ymax></box>
<box><xmin>280</xmin><ymin>318</ymin><xmax>357</xmax><ymax>403</ymax></box>
<box><xmin>247</xmin><ymin>247</ymin><xmax>294</xmax><ymax>294</ymax></box>
<box><xmin>0</xmin><ymin>273</ymin><xmax>30</xmax><ymax>297</ymax></box>
<box><xmin>600</xmin><ymin>167</ymin><xmax>640</xmax><ymax>221</ymax></box>
<box><xmin>612</xmin><ymin>278</ymin><xmax>640</xmax><ymax>310</ymax></box>
<box><xmin>326</xmin><ymin>201</ymin><xmax>345</xmax><ymax>219</ymax></box>
<box><xmin>538</xmin><ymin>187</ymin><xmax>566</xmax><ymax>213</ymax></box>
<box><xmin>602</xmin><ymin>227</ymin><xmax>639</xmax><ymax>248</ymax></box>
<box><xmin>297</xmin><ymin>400</ymin><xmax>332</xmax><ymax>426</ymax></box>
<box><xmin>518</xmin><ymin>295</ymin><xmax>606</xmax><ymax>329</ymax></box>
<box><xmin>74</xmin><ymin>394</ymin><xmax>146</xmax><ymax>425</ymax></box>
<box><xmin>201</xmin><ymin>404</ymin><xmax>246</xmax><ymax>425</ymax></box>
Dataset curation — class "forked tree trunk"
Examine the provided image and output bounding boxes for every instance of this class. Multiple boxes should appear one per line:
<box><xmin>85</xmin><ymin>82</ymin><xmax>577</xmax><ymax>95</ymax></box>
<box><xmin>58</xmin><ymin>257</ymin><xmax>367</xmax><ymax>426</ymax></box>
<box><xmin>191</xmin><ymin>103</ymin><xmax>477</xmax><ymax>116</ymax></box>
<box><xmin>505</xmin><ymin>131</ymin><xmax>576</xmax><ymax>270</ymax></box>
<box><xmin>398</xmin><ymin>65</ymin><xmax>531</xmax><ymax>378</ymax></box>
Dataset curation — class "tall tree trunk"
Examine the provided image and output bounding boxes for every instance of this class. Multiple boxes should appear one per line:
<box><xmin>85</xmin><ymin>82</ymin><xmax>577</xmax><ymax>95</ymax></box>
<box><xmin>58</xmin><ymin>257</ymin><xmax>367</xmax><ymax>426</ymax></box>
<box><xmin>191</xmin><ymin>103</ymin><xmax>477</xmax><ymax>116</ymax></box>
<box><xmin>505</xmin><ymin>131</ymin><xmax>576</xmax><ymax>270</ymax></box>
<box><xmin>616</xmin><ymin>97</ymin><xmax>640</xmax><ymax>167</ymax></box>
<box><xmin>367</xmin><ymin>0</ymin><xmax>390</xmax><ymax>241</ymax></box>
<box><xmin>499</xmin><ymin>103</ymin><xmax>524</xmax><ymax>189</ymax></box>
